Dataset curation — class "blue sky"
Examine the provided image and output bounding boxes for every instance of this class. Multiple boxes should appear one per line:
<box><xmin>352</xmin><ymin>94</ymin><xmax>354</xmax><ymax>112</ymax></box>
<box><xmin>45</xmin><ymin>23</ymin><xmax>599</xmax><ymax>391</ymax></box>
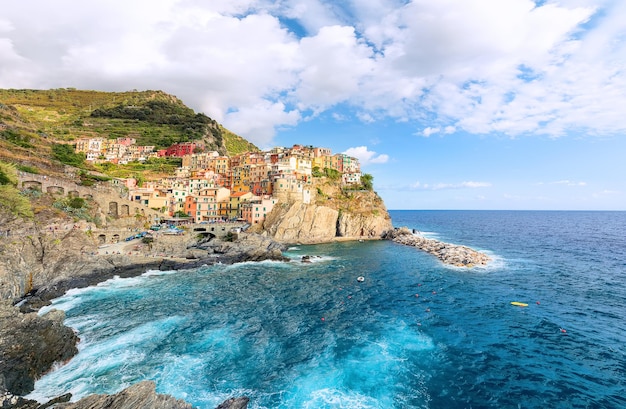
<box><xmin>1</xmin><ymin>0</ymin><xmax>625</xmax><ymax>210</ymax></box>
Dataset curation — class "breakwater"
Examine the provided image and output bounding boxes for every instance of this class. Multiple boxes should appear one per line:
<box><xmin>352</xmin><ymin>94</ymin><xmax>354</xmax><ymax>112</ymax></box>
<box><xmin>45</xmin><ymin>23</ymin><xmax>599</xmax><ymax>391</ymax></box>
<box><xmin>384</xmin><ymin>227</ymin><xmax>490</xmax><ymax>267</ymax></box>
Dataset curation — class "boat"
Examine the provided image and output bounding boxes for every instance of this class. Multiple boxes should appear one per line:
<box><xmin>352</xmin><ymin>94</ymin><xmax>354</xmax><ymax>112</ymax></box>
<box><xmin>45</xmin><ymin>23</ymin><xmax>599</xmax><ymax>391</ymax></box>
<box><xmin>510</xmin><ymin>301</ymin><xmax>528</xmax><ymax>307</ymax></box>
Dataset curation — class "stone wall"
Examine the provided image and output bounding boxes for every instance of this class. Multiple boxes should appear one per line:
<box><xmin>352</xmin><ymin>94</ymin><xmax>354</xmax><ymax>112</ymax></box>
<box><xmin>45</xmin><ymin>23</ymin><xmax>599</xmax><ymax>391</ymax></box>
<box><xmin>17</xmin><ymin>172</ymin><xmax>162</xmax><ymax>226</ymax></box>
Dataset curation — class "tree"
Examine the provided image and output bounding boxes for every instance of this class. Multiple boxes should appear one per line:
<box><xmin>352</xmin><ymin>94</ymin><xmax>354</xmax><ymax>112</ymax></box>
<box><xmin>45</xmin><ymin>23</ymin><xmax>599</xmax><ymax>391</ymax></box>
<box><xmin>0</xmin><ymin>161</ymin><xmax>18</xmax><ymax>186</ymax></box>
<box><xmin>312</xmin><ymin>166</ymin><xmax>324</xmax><ymax>178</ymax></box>
<box><xmin>361</xmin><ymin>173</ymin><xmax>374</xmax><ymax>191</ymax></box>
<box><xmin>0</xmin><ymin>161</ymin><xmax>33</xmax><ymax>224</ymax></box>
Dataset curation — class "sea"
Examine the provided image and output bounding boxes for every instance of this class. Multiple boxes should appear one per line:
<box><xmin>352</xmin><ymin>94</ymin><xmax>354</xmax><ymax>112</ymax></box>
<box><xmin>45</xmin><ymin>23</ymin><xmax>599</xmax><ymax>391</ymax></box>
<box><xmin>29</xmin><ymin>210</ymin><xmax>626</xmax><ymax>408</ymax></box>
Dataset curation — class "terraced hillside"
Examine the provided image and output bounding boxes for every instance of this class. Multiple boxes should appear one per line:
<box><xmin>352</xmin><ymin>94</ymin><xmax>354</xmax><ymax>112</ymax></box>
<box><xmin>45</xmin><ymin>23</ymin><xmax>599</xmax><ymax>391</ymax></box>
<box><xmin>0</xmin><ymin>88</ymin><xmax>257</xmax><ymax>178</ymax></box>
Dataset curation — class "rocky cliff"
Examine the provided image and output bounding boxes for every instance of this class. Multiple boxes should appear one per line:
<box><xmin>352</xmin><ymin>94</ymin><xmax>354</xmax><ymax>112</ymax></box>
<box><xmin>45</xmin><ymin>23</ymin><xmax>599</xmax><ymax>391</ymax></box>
<box><xmin>0</xmin><ymin>301</ymin><xmax>78</xmax><ymax>396</ymax></box>
<box><xmin>0</xmin><ymin>229</ymin><xmax>280</xmax><ymax>408</ymax></box>
<box><xmin>260</xmin><ymin>179</ymin><xmax>392</xmax><ymax>244</ymax></box>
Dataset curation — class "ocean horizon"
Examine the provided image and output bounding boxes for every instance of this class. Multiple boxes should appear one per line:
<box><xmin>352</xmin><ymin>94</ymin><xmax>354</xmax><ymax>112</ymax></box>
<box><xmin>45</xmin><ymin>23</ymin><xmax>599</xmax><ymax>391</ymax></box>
<box><xmin>29</xmin><ymin>210</ymin><xmax>626</xmax><ymax>408</ymax></box>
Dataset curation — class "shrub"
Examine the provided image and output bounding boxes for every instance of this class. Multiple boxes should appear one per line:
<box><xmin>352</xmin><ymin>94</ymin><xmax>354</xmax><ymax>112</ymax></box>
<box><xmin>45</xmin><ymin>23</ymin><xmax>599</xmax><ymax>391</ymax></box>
<box><xmin>1</xmin><ymin>128</ymin><xmax>33</xmax><ymax>148</ymax></box>
<box><xmin>16</xmin><ymin>165</ymin><xmax>39</xmax><ymax>174</ymax></box>
<box><xmin>52</xmin><ymin>143</ymin><xmax>85</xmax><ymax>167</ymax></box>
<box><xmin>68</xmin><ymin>197</ymin><xmax>86</xmax><ymax>209</ymax></box>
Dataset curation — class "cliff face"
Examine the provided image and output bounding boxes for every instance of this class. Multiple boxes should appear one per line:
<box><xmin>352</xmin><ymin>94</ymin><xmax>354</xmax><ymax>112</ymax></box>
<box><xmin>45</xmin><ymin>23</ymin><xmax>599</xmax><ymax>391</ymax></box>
<box><xmin>0</xmin><ymin>221</ymin><xmax>105</xmax><ymax>301</ymax></box>
<box><xmin>261</xmin><ymin>179</ymin><xmax>392</xmax><ymax>244</ymax></box>
<box><xmin>0</xmin><ymin>301</ymin><xmax>78</xmax><ymax>396</ymax></box>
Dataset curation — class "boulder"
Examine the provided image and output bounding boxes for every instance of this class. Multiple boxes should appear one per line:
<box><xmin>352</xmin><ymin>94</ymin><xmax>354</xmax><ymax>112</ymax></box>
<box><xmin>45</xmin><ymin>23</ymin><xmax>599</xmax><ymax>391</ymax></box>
<box><xmin>0</xmin><ymin>301</ymin><xmax>78</xmax><ymax>396</ymax></box>
<box><xmin>53</xmin><ymin>381</ymin><xmax>192</xmax><ymax>409</ymax></box>
<box><xmin>384</xmin><ymin>227</ymin><xmax>490</xmax><ymax>267</ymax></box>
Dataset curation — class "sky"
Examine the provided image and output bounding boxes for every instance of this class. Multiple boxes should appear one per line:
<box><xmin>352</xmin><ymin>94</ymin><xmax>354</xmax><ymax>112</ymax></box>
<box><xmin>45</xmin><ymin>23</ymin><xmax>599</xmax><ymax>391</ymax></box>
<box><xmin>1</xmin><ymin>0</ymin><xmax>625</xmax><ymax>210</ymax></box>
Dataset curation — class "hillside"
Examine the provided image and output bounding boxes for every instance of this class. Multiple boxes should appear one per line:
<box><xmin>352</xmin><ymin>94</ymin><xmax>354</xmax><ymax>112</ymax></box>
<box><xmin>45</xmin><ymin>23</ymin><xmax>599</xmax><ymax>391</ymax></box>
<box><xmin>0</xmin><ymin>88</ymin><xmax>257</xmax><ymax>177</ymax></box>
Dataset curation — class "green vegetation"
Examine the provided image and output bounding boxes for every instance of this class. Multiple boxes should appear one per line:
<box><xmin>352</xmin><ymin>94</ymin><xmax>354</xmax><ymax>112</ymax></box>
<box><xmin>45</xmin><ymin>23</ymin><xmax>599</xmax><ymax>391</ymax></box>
<box><xmin>312</xmin><ymin>166</ymin><xmax>324</xmax><ymax>177</ymax></box>
<box><xmin>51</xmin><ymin>143</ymin><xmax>85</xmax><ymax>167</ymax></box>
<box><xmin>323</xmin><ymin>168</ymin><xmax>341</xmax><ymax>180</ymax></box>
<box><xmin>0</xmin><ymin>161</ymin><xmax>15</xmax><ymax>186</ymax></box>
<box><xmin>94</xmin><ymin>157</ymin><xmax>182</xmax><ymax>179</ymax></box>
<box><xmin>67</xmin><ymin>197</ymin><xmax>86</xmax><ymax>209</ymax></box>
<box><xmin>16</xmin><ymin>164</ymin><xmax>39</xmax><ymax>174</ymax></box>
<box><xmin>0</xmin><ymin>161</ymin><xmax>33</xmax><ymax>223</ymax></box>
<box><xmin>0</xmin><ymin>89</ymin><xmax>258</xmax><ymax>169</ymax></box>
<box><xmin>1</xmin><ymin>128</ymin><xmax>33</xmax><ymax>148</ymax></box>
<box><xmin>91</xmin><ymin>100</ymin><xmax>217</xmax><ymax>147</ymax></box>
<box><xmin>53</xmin><ymin>196</ymin><xmax>94</xmax><ymax>222</ymax></box>
<box><xmin>78</xmin><ymin>171</ymin><xmax>111</xmax><ymax>187</ymax></box>
<box><xmin>361</xmin><ymin>173</ymin><xmax>374</xmax><ymax>191</ymax></box>
<box><xmin>222</xmin><ymin>125</ymin><xmax>258</xmax><ymax>156</ymax></box>
<box><xmin>311</xmin><ymin>166</ymin><xmax>341</xmax><ymax>180</ymax></box>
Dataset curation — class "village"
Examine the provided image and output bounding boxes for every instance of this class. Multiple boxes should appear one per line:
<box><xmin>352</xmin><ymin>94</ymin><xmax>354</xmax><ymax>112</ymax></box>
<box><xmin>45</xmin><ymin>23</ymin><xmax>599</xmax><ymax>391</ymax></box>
<box><xmin>74</xmin><ymin>138</ymin><xmax>363</xmax><ymax>226</ymax></box>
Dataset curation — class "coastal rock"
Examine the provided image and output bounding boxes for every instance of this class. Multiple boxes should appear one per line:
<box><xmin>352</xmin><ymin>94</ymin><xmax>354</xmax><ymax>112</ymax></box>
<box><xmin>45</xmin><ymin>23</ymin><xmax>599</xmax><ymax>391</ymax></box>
<box><xmin>262</xmin><ymin>202</ymin><xmax>339</xmax><ymax>243</ymax></box>
<box><xmin>336</xmin><ymin>210</ymin><xmax>392</xmax><ymax>239</ymax></box>
<box><xmin>53</xmin><ymin>381</ymin><xmax>193</xmax><ymax>409</ymax></box>
<box><xmin>2</xmin><ymin>385</ymin><xmax>249</xmax><ymax>409</ymax></box>
<box><xmin>215</xmin><ymin>397</ymin><xmax>250</xmax><ymax>409</ymax></box>
<box><xmin>0</xmin><ymin>301</ymin><xmax>78</xmax><ymax>396</ymax></box>
<box><xmin>187</xmin><ymin>232</ymin><xmax>288</xmax><ymax>264</ymax></box>
<box><xmin>384</xmin><ymin>227</ymin><xmax>490</xmax><ymax>267</ymax></box>
<box><xmin>260</xmin><ymin>179</ymin><xmax>392</xmax><ymax>244</ymax></box>
<box><xmin>13</xmin><ymin>232</ymin><xmax>288</xmax><ymax>312</ymax></box>
<box><xmin>1</xmin><ymin>392</ymin><xmax>71</xmax><ymax>409</ymax></box>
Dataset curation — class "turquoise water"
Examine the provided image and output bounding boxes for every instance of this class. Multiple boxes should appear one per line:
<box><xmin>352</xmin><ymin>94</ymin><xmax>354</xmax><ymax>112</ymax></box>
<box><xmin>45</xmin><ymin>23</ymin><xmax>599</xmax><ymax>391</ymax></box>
<box><xmin>30</xmin><ymin>211</ymin><xmax>626</xmax><ymax>408</ymax></box>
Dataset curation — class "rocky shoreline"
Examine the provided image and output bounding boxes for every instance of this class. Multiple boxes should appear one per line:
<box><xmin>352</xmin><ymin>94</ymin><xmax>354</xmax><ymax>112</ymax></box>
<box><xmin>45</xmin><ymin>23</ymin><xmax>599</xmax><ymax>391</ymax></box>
<box><xmin>383</xmin><ymin>227</ymin><xmax>491</xmax><ymax>267</ymax></box>
<box><xmin>1</xmin><ymin>226</ymin><xmax>491</xmax><ymax>408</ymax></box>
<box><xmin>1</xmin><ymin>232</ymin><xmax>287</xmax><ymax>409</ymax></box>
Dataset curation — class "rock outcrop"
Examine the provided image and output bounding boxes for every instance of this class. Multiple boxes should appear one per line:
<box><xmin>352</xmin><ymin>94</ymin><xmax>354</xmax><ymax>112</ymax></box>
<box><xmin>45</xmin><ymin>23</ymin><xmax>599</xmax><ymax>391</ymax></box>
<box><xmin>384</xmin><ymin>227</ymin><xmax>491</xmax><ymax>267</ymax></box>
<box><xmin>261</xmin><ymin>179</ymin><xmax>392</xmax><ymax>244</ymax></box>
<box><xmin>53</xmin><ymin>381</ymin><xmax>194</xmax><ymax>409</ymax></box>
<box><xmin>2</xmin><ymin>382</ymin><xmax>249</xmax><ymax>409</ymax></box>
<box><xmin>0</xmin><ymin>228</ymin><xmax>285</xmax><ymax>407</ymax></box>
<box><xmin>0</xmin><ymin>301</ymin><xmax>78</xmax><ymax>396</ymax></box>
<box><xmin>190</xmin><ymin>232</ymin><xmax>288</xmax><ymax>263</ymax></box>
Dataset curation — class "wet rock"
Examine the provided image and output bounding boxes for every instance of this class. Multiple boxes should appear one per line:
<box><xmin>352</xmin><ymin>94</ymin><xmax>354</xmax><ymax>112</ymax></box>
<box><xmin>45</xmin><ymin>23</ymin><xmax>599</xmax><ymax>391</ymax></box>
<box><xmin>0</xmin><ymin>301</ymin><xmax>78</xmax><ymax>396</ymax></box>
<box><xmin>384</xmin><ymin>227</ymin><xmax>490</xmax><ymax>267</ymax></box>
<box><xmin>53</xmin><ymin>381</ymin><xmax>192</xmax><ymax>409</ymax></box>
<box><xmin>215</xmin><ymin>397</ymin><xmax>249</xmax><ymax>409</ymax></box>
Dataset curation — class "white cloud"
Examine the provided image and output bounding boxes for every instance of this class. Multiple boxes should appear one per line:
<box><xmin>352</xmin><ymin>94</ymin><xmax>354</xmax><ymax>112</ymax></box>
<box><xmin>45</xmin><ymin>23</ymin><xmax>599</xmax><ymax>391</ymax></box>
<box><xmin>421</xmin><ymin>127</ymin><xmax>440</xmax><ymax>137</ymax></box>
<box><xmin>225</xmin><ymin>101</ymin><xmax>301</xmax><ymax>148</ymax></box>
<box><xmin>343</xmin><ymin>146</ymin><xmax>389</xmax><ymax>165</ymax></box>
<box><xmin>0</xmin><ymin>0</ymin><xmax>623</xmax><ymax>144</ymax></box>
<box><xmin>356</xmin><ymin>112</ymin><xmax>375</xmax><ymax>123</ymax></box>
<box><xmin>552</xmin><ymin>180</ymin><xmax>587</xmax><ymax>186</ymax></box>
<box><xmin>295</xmin><ymin>25</ymin><xmax>376</xmax><ymax>111</ymax></box>
<box><xmin>412</xmin><ymin>181</ymin><xmax>492</xmax><ymax>190</ymax></box>
<box><xmin>537</xmin><ymin>180</ymin><xmax>588</xmax><ymax>186</ymax></box>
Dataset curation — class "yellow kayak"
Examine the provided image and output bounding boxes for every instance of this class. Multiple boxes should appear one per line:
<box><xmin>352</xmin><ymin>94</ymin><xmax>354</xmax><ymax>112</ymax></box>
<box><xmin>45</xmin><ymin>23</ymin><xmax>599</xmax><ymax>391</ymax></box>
<box><xmin>511</xmin><ymin>301</ymin><xmax>528</xmax><ymax>307</ymax></box>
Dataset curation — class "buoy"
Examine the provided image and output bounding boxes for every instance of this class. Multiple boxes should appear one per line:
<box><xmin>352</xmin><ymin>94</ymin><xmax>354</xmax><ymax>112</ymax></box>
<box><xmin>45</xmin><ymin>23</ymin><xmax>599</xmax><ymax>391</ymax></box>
<box><xmin>321</xmin><ymin>317</ymin><xmax>325</xmax><ymax>322</ymax></box>
<box><xmin>432</xmin><ymin>291</ymin><xmax>437</xmax><ymax>295</ymax></box>
<box><xmin>415</xmin><ymin>294</ymin><xmax>419</xmax><ymax>297</ymax></box>
<box><xmin>357</xmin><ymin>276</ymin><xmax>365</xmax><ymax>282</ymax></box>
<box><xmin>536</xmin><ymin>301</ymin><xmax>541</xmax><ymax>305</ymax></box>
<box><xmin>560</xmin><ymin>328</ymin><xmax>566</xmax><ymax>333</ymax></box>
